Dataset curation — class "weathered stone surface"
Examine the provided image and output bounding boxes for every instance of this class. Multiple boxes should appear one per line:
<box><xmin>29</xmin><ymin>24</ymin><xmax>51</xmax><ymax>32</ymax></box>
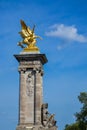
<box><xmin>14</xmin><ymin>54</ymin><xmax>48</xmax><ymax>65</ymax></box>
<box><xmin>16</xmin><ymin>125</ymin><xmax>57</xmax><ymax>130</ymax></box>
<box><xmin>15</xmin><ymin>53</ymin><xmax>57</xmax><ymax>130</ymax></box>
<box><xmin>14</xmin><ymin>54</ymin><xmax>48</xmax><ymax>126</ymax></box>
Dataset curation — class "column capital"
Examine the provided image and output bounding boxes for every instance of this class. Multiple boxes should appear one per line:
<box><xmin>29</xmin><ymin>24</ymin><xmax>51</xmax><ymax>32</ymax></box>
<box><xmin>14</xmin><ymin>54</ymin><xmax>48</xmax><ymax>65</ymax></box>
<box><xmin>18</xmin><ymin>67</ymin><xmax>26</xmax><ymax>73</ymax></box>
<box><xmin>33</xmin><ymin>67</ymin><xmax>44</xmax><ymax>76</ymax></box>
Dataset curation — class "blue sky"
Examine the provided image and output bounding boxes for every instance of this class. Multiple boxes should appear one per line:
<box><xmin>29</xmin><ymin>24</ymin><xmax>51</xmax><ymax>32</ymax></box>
<box><xmin>0</xmin><ymin>0</ymin><xmax>87</xmax><ymax>130</ymax></box>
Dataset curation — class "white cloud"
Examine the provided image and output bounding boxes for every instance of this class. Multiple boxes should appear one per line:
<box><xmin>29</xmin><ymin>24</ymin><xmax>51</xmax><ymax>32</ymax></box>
<box><xmin>46</xmin><ymin>24</ymin><xmax>87</xmax><ymax>43</ymax></box>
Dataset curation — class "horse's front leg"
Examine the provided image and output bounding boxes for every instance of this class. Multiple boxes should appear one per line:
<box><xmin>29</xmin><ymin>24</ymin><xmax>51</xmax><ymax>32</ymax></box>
<box><xmin>17</xmin><ymin>41</ymin><xmax>25</xmax><ymax>48</ymax></box>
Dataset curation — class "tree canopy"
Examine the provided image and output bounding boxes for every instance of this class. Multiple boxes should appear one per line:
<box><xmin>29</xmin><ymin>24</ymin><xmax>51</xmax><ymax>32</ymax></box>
<box><xmin>75</xmin><ymin>92</ymin><xmax>87</xmax><ymax>124</ymax></box>
<box><xmin>64</xmin><ymin>92</ymin><xmax>87</xmax><ymax>130</ymax></box>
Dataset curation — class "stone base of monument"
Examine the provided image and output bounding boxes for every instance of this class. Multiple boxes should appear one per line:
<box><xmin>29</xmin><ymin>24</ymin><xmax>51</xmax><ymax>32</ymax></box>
<box><xmin>16</xmin><ymin>125</ymin><xmax>57</xmax><ymax>130</ymax></box>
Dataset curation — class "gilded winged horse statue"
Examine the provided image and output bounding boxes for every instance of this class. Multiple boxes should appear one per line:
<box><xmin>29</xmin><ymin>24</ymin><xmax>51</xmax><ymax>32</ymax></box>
<box><xmin>18</xmin><ymin>20</ymin><xmax>41</xmax><ymax>51</ymax></box>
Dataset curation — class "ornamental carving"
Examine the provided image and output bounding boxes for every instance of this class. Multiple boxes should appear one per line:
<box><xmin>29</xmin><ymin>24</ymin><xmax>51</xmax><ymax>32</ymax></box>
<box><xmin>26</xmin><ymin>71</ymin><xmax>34</xmax><ymax>97</ymax></box>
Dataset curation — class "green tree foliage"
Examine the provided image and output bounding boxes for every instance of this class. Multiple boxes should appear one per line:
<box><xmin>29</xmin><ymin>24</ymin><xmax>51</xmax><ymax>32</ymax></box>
<box><xmin>64</xmin><ymin>122</ymin><xmax>86</xmax><ymax>130</ymax></box>
<box><xmin>75</xmin><ymin>92</ymin><xmax>87</xmax><ymax>124</ymax></box>
<box><xmin>64</xmin><ymin>92</ymin><xmax>87</xmax><ymax>130</ymax></box>
<box><xmin>64</xmin><ymin>123</ymin><xmax>80</xmax><ymax>130</ymax></box>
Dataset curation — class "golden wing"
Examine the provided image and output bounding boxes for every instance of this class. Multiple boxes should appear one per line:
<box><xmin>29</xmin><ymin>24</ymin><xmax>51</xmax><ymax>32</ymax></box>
<box><xmin>20</xmin><ymin>20</ymin><xmax>27</xmax><ymax>30</ymax></box>
<box><xmin>19</xmin><ymin>20</ymin><xmax>31</xmax><ymax>38</ymax></box>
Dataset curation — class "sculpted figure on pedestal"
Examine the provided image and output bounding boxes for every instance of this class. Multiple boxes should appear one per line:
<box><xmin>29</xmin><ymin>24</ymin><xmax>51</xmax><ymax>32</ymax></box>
<box><xmin>18</xmin><ymin>20</ymin><xmax>42</xmax><ymax>51</ymax></box>
<box><xmin>41</xmin><ymin>103</ymin><xmax>57</xmax><ymax>128</ymax></box>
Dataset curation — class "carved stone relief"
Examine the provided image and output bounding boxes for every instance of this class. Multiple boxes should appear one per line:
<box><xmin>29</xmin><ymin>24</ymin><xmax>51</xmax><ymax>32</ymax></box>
<box><xmin>26</xmin><ymin>71</ymin><xmax>34</xmax><ymax>97</ymax></box>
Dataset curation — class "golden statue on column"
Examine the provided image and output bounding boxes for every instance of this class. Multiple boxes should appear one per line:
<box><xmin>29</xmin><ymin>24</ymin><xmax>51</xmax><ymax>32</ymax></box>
<box><xmin>18</xmin><ymin>20</ymin><xmax>41</xmax><ymax>52</ymax></box>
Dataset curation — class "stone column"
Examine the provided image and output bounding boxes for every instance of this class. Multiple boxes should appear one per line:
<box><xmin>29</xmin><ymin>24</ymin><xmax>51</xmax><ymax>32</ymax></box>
<box><xmin>18</xmin><ymin>68</ymin><xmax>26</xmax><ymax>125</ymax></box>
<box><xmin>14</xmin><ymin>54</ymin><xmax>48</xmax><ymax>130</ymax></box>
<box><xmin>35</xmin><ymin>67</ymin><xmax>43</xmax><ymax>125</ymax></box>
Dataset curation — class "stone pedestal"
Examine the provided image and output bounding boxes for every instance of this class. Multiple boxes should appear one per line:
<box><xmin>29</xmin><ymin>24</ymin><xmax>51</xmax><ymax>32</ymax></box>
<box><xmin>16</xmin><ymin>125</ymin><xmax>57</xmax><ymax>130</ymax></box>
<box><xmin>14</xmin><ymin>53</ymin><xmax>57</xmax><ymax>130</ymax></box>
<box><xmin>14</xmin><ymin>54</ymin><xmax>48</xmax><ymax>129</ymax></box>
